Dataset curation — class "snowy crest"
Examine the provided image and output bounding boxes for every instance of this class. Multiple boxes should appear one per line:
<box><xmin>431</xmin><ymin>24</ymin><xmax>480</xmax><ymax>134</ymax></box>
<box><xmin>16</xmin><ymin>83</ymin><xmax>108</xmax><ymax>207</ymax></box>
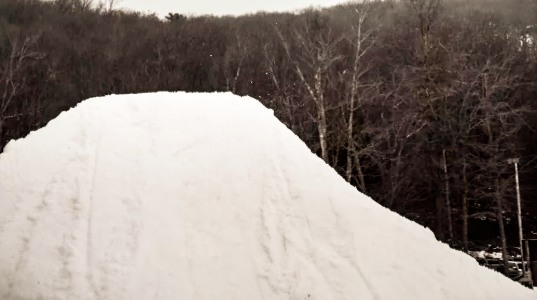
<box><xmin>0</xmin><ymin>92</ymin><xmax>535</xmax><ymax>300</ymax></box>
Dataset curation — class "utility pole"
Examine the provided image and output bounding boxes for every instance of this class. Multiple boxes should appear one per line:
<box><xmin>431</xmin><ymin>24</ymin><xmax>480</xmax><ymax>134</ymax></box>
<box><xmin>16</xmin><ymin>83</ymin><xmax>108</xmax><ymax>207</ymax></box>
<box><xmin>508</xmin><ymin>157</ymin><xmax>525</xmax><ymax>278</ymax></box>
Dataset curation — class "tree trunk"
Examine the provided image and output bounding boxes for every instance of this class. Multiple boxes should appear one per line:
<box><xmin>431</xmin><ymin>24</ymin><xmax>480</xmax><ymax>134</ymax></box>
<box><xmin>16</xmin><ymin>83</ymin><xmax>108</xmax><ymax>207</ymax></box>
<box><xmin>314</xmin><ymin>68</ymin><xmax>328</xmax><ymax>163</ymax></box>
<box><xmin>462</xmin><ymin>156</ymin><xmax>469</xmax><ymax>251</ymax></box>
<box><xmin>495</xmin><ymin>177</ymin><xmax>509</xmax><ymax>275</ymax></box>
<box><xmin>345</xmin><ymin>102</ymin><xmax>366</xmax><ymax>192</ymax></box>
<box><xmin>352</xmin><ymin>148</ymin><xmax>366</xmax><ymax>193</ymax></box>
<box><xmin>274</xmin><ymin>26</ymin><xmax>329</xmax><ymax>164</ymax></box>
<box><xmin>346</xmin><ymin>13</ymin><xmax>365</xmax><ymax>185</ymax></box>
<box><xmin>388</xmin><ymin>147</ymin><xmax>403</xmax><ymax>209</ymax></box>
<box><xmin>346</xmin><ymin>93</ymin><xmax>355</xmax><ymax>183</ymax></box>
<box><xmin>436</xmin><ymin>195</ymin><xmax>444</xmax><ymax>241</ymax></box>
<box><xmin>232</xmin><ymin>64</ymin><xmax>241</xmax><ymax>94</ymax></box>
<box><xmin>443</xmin><ymin>150</ymin><xmax>453</xmax><ymax>243</ymax></box>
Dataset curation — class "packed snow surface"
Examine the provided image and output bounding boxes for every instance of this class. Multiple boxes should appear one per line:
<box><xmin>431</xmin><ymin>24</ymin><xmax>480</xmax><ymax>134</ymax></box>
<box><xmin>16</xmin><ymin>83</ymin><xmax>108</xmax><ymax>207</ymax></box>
<box><xmin>0</xmin><ymin>92</ymin><xmax>535</xmax><ymax>300</ymax></box>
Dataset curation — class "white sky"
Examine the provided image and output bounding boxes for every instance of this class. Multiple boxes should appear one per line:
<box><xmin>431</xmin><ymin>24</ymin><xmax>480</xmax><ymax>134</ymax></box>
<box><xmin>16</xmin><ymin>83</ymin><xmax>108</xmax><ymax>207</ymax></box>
<box><xmin>116</xmin><ymin>0</ymin><xmax>354</xmax><ymax>18</ymax></box>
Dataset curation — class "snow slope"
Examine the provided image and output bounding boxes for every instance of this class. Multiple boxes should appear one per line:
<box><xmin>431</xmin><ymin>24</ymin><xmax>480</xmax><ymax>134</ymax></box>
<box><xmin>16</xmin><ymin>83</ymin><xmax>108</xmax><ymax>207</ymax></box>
<box><xmin>0</xmin><ymin>92</ymin><xmax>535</xmax><ymax>300</ymax></box>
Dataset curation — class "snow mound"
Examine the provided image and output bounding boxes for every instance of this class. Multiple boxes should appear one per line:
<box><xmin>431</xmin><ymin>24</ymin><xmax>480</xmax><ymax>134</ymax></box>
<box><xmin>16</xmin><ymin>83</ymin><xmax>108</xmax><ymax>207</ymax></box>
<box><xmin>0</xmin><ymin>92</ymin><xmax>535</xmax><ymax>300</ymax></box>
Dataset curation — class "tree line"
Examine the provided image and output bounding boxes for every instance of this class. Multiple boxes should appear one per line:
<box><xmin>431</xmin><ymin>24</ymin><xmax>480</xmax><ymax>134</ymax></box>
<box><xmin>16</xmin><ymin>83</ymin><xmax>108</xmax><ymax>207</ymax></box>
<box><xmin>1</xmin><ymin>0</ymin><xmax>536</xmax><ymax>257</ymax></box>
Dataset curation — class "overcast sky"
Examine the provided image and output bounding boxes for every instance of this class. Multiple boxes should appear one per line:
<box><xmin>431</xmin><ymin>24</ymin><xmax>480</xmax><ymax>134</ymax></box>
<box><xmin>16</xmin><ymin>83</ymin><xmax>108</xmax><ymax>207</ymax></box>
<box><xmin>116</xmin><ymin>0</ymin><xmax>353</xmax><ymax>18</ymax></box>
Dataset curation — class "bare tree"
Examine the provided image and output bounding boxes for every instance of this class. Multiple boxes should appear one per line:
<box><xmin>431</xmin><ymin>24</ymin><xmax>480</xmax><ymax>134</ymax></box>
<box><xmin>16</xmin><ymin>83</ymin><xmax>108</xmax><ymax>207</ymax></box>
<box><xmin>449</xmin><ymin>42</ymin><xmax>531</xmax><ymax>257</ymax></box>
<box><xmin>343</xmin><ymin>4</ymin><xmax>379</xmax><ymax>192</ymax></box>
<box><xmin>74</xmin><ymin>0</ymin><xmax>94</xmax><ymax>12</ymax></box>
<box><xmin>105</xmin><ymin>0</ymin><xmax>121</xmax><ymax>12</ymax></box>
<box><xmin>363</xmin><ymin>76</ymin><xmax>428</xmax><ymax>209</ymax></box>
<box><xmin>263</xmin><ymin>43</ymin><xmax>293</xmax><ymax>129</ymax></box>
<box><xmin>224</xmin><ymin>25</ymin><xmax>250</xmax><ymax>94</ymax></box>
<box><xmin>96</xmin><ymin>0</ymin><xmax>123</xmax><ymax>13</ymax></box>
<box><xmin>274</xmin><ymin>18</ymin><xmax>343</xmax><ymax>163</ymax></box>
<box><xmin>0</xmin><ymin>33</ymin><xmax>42</xmax><ymax>149</ymax></box>
<box><xmin>475</xmin><ymin>59</ymin><xmax>527</xmax><ymax>271</ymax></box>
<box><xmin>53</xmin><ymin>0</ymin><xmax>94</xmax><ymax>13</ymax></box>
<box><xmin>408</xmin><ymin>0</ymin><xmax>442</xmax><ymax>69</ymax></box>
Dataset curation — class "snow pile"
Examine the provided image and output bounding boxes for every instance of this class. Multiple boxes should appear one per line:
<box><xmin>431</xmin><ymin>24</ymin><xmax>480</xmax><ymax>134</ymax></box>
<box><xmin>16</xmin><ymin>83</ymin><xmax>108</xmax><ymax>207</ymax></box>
<box><xmin>0</xmin><ymin>92</ymin><xmax>535</xmax><ymax>300</ymax></box>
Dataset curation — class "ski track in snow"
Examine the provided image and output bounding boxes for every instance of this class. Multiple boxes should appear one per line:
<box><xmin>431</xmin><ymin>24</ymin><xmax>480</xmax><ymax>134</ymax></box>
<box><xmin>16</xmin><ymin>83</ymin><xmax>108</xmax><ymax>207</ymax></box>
<box><xmin>86</xmin><ymin>130</ymin><xmax>102</xmax><ymax>299</ymax></box>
